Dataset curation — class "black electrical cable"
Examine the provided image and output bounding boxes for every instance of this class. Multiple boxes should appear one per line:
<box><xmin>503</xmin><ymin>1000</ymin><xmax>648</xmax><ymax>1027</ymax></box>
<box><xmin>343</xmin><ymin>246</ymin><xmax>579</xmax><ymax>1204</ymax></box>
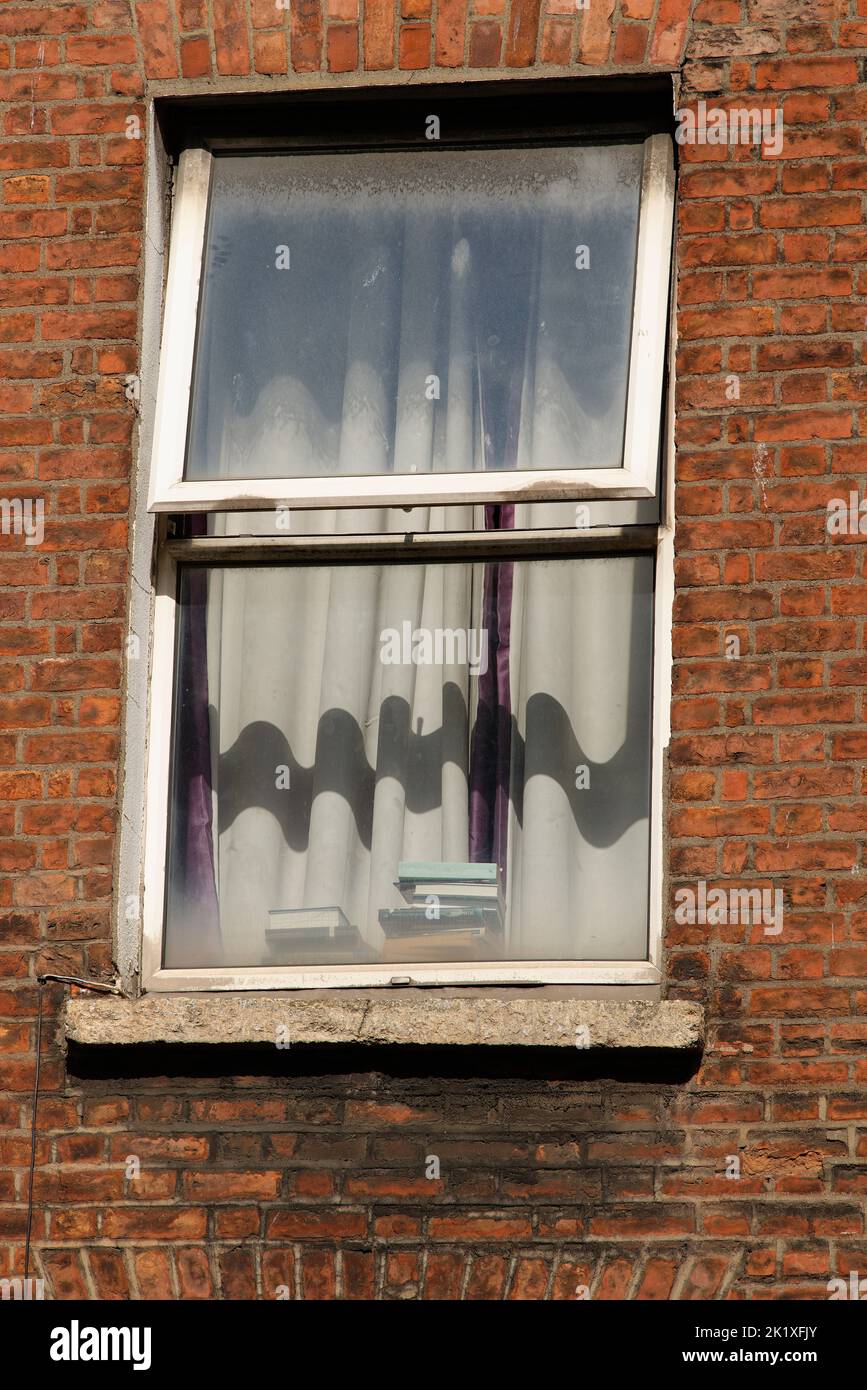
<box><xmin>23</xmin><ymin>973</ymin><xmax>124</xmax><ymax>1281</ymax></box>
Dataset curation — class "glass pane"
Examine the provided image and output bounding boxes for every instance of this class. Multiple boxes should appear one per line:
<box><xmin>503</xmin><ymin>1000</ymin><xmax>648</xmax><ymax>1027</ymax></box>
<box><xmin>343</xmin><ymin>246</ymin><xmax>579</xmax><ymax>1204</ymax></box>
<box><xmin>185</xmin><ymin>144</ymin><xmax>644</xmax><ymax>483</ymax></box>
<box><xmin>164</xmin><ymin>555</ymin><xmax>653</xmax><ymax>969</ymax></box>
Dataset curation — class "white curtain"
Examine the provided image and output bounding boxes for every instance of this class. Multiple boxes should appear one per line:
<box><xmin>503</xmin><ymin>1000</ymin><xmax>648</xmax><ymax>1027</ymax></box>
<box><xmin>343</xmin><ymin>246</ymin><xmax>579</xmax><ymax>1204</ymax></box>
<box><xmin>164</xmin><ymin>163</ymin><xmax>653</xmax><ymax>969</ymax></box>
<box><xmin>505</xmin><ymin>552</ymin><xmax>653</xmax><ymax>960</ymax></box>
<box><xmin>201</xmin><ymin>223</ymin><xmax>480</xmax><ymax>966</ymax></box>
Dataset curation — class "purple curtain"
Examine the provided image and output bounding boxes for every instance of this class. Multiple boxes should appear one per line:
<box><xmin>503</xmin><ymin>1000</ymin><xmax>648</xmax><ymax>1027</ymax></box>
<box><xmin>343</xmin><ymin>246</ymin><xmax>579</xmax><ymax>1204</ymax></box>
<box><xmin>469</xmin><ymin>508</ymin><xmax>513</xmax><ymax>873</ymax></box>
<box><xmin>467</xmin><ymin>217</ymin><xmax>537</xmax><ymax>870</ymax></box>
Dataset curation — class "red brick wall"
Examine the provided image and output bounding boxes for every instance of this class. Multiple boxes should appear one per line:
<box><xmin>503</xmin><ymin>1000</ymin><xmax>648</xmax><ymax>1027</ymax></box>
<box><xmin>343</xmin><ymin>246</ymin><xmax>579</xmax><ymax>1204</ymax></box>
<box><xmin>2</xmin><ymin>0</ymin><xmax>867</xmax><ymax>1300</ymax></box>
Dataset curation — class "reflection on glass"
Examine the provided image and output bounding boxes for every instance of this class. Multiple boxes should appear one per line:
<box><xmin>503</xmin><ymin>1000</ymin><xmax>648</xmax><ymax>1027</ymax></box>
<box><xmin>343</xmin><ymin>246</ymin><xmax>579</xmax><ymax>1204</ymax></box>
<box><xmin>164</xmin><ymin>556</ymin><xmax>653</xmax><ymax>969</ymax></box>
<box><xmin>186</xmin><ymin>145</ymin><xmax>643</xmax><ymax>483</ymax></box>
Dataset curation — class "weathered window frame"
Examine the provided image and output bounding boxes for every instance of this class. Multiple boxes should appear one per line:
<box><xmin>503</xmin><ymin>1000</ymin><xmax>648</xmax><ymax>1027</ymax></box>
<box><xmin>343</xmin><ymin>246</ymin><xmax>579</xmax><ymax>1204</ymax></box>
<box><xmin>134</xmin><ymin>107</ymin><xmax>677</xmax><ymax>995</ymax></box>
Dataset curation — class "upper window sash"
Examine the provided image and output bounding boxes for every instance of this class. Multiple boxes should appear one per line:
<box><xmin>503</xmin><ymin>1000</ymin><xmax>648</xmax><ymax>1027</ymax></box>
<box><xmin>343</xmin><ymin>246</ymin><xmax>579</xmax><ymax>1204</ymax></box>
<box><xmin>148</xmin><ymin>134</ymin><xmax>674</xmax><ymax>516</ymax></box>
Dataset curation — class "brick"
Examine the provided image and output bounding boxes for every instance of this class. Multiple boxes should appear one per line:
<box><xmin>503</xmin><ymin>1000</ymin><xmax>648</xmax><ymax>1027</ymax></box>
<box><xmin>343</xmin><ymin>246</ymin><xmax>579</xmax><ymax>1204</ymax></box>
<box><xmin>756</xmin><ymin>57</ymin><xmax>858</xmax><ymax>88</ymax></box>
<box><xmin>180</xmin><ymin>36</ymin><xmax>211</xmax><ymax>76</ymax></box>
<box><xmin>577</xmin><ymin>0</ymin><xmax>614</xmax><ymax>64</ymax></box>
<box><xmin>429</xmin><ymin>1214</ymin><xmax>533</xmax><ymax>1240</ymax></box>
<box><xmin>176</xmin><ymin>1247</ymin><xmax>214</xmax><ymax>1299</ymax></box>
<box><xmin>183</xmin><ymin>1171</ymin><xmax>281</xmax><ymax>1200</ymax></box>
<box><xmin>424</xmin><ymin>1251</ymin><xmax>466</xmax><ymax>1298</ymax></box>
<box><xmin>540</xmin><ymin>18</ymin><xmax>571</xmax><ymax>65</ymax></box>
<box><xmin>291</xmin><ymin>0</ymin><xmax>323</xmax><ymax>71</ymax></box>
<box><xmin>219</xmin><ymin>1247</ymin><xmax>258</xmax><ymax>1299</ymax></box>
<box><xmin>0</xmin><ymin>142</ymin><xmax>69</xmax><ymax>171</ymax></box>
<box><xmin>635</xmin><ymin>1257</ymin><xmax>678</xmax><ymax>1299</ymax></box>
<box><xmin>469</xmin><ymin>19</ymin><xmax>501</xmax><ymax>65</ymax></box>
<box><xmin>253</xmin><ymin>32</ymin><xmax>287</xmax><ymax>73</ymax></box>
<box><xmin>399</xmin><ymin>23</ymin><xmax>430</xmax><ymax>67</ymax></box>
<box><xmin>213</xmin><ymin>0</ymin><xmax>250</xmax><ymax>74</ymax></box>
<box><xmin>300</xmin><ymin>1249</ymin><xmax>336</xmax><ymax>1299</ymax></box>
<box><xmin>365</xmin><ymin>0</ymin><xmax>395</xmax><ymax>66</ymax></box>
<box><xmin>87</xmin><ymin>1249</ymin><xmax>131</xmax><ymax>1300</ymax></box>
<box><xmin>465</xmin><ymin>1253</ymin><xmax>510</xmax><ymax>1298</ymax></box>
<box><xmin>67</xmin><ymin>36</ymin><xmax>137</xmax><ymax>65</ymax></box>
<box><xmin>41</xmin><ymin>1250</ymin><xmax>89</xmax><ymax>1299</ymax></box>
<box><xmin>134</xmin><ymin>1249</ymin><xmax>175</xmax><ymax>1299</ymax></box>
<box><xmin>650</xmin><ymin>0</ymin><xmax>690</xmax><ymax>64</ymax></box>
<box><xmin>327</xmin><ymin>25</ymin><xmax>358</xmax><ymax>71</ymax></box>
<box><xmin>101</xmin><ymin>1208</ymin><xmax>208</xmax><ymax>1239</ymax></box>
<box><xmin>340</xmin><ymin>1249</ymin><xmax>373</xmax><ymax>1297</ymax></box>
<box><xmin>267</xmin><ymin>1210</ymin><xmax>367</xmax><ymax>1239</ymax></box>
<box><xmin>506</xmin><ymin>0</ymin><xmax>542</xmax><ymax>66</ymax></box>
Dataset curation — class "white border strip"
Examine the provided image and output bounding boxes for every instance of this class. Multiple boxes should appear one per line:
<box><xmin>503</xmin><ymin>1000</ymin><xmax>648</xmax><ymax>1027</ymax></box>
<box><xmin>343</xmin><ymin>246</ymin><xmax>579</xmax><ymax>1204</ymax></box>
<box><xmin>145</xmin><ymin>963</ymin><xmax>662</xmax><ymax>991</ymax></box>
<box><xmin>623</xmin><ymin>132</ymin><xmax>676</xmax><ymax>500</ymax></box>
<box><xmin>147</xmin><ymin>147</ymin><xmax>212</xmax><ymax>512</ymax></box>
<box><xmin>140</xmin><ymin>547</ymin><xmax>181</xmax><ymax>985</ymax></box>
<box><xmin>116</xmin><ymin>105</ymin><xmax>166</xmax><ymax>991</ymax></box>
<box><xmin>152</xmin><ymin>466</ymin><xmax>658</xmax><ymax>512</ymax></box>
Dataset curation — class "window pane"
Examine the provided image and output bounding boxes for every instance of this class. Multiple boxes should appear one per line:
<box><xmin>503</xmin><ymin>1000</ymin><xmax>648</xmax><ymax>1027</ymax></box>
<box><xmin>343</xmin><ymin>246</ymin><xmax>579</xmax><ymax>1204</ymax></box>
<box><xmin>164</xmin><ymin>555</ymin><xmax>653</xmax><ymax>969</ymax></box>
<box><xmin>185</xmin><ymin>144</ymin><xmax>644</xmax><ymax>483</ymax></box>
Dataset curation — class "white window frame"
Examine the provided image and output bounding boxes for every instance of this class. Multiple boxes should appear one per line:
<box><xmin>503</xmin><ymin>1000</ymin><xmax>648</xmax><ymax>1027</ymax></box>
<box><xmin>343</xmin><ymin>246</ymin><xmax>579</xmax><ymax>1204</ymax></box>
<box><xmin>147</xmin><ymin>135</ymin><xmax>674</xmax><ymax>515</ymax></box>
<box><xmin>136</xmin><ymin>125</ymin><xmax>677</xmax><ymax>994</ymax></box>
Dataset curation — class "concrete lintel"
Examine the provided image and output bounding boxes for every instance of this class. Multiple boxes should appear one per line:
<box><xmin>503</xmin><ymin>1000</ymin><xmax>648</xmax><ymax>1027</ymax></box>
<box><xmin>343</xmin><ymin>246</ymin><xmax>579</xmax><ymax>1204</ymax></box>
<box><xmin>65</xmin><ymin>992</ymin><xmax>704</xmax><ymax>1050</ymax></box>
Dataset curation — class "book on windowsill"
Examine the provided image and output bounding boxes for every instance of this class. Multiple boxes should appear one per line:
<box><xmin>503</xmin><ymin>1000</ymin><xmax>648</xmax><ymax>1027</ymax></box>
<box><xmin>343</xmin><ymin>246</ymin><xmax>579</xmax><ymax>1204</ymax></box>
<box><xmin>265</xmin><ymin>909</ymin><xmax>378</xmax><ymax>964</ymax></box>
<box><xmin>396</xmin><ymin>861</ymin><xmax>500</xmax><ymax>889</ymax></box>
<box><xmin>378</xmin><ymin>904</ymin><xmax>502</xmax><ymax>936</ymax></box>
<box><xmin>395</xmin><ymin>861</ymin><xmax>504</xmax><ymax>918</ymax></box>
<box><xmin>266</xmin><ymin>906</ymin><xmax>353</xmax><ymax>945</ymax></box>
<box><xmin>404</xmin><ymin>882</ymin><xmax>501</xmax><ymax>903</ymax></box>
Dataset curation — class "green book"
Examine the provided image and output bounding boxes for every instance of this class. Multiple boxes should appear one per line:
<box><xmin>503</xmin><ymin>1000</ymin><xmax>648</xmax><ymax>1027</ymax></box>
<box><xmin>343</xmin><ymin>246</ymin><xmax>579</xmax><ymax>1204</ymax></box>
<box><xmin>396</xmin><ymin>861</ymin><xmax>499</xmax><ymax>886</ymax></box>
<box><xmin>379</xmin><ymin>905</ymin><xmax>502</xmax><ymax>938</ymax></box>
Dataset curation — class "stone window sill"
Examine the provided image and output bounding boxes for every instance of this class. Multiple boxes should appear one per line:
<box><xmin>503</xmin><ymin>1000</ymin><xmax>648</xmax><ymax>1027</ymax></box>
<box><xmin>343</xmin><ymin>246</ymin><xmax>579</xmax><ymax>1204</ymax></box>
<box><xmin>64</xmin><ymin>992</ymin><xmax>704</xmax><ymax>1051</ymax></box>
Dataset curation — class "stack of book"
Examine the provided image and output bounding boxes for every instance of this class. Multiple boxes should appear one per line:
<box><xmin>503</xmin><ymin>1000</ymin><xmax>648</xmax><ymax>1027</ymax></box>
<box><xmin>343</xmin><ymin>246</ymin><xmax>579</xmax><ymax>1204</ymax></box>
<box><xmin>265</xmin><ymin>907</ymin><xmax>376</xmax><ymax>964</ymax></box>
<box><xmin>379</xmin><ymin>861</ymin><xmax>505</xmax><ymax>961</ymax></box>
